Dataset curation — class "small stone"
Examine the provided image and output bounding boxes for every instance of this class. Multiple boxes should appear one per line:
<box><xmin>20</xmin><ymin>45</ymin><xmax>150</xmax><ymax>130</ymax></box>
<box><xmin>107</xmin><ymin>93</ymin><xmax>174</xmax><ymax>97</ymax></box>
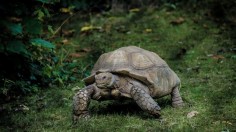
<box><xmin>187</xmin><ymin>111</ymin><xmax>199</xmax><ymax>118</ymax></box>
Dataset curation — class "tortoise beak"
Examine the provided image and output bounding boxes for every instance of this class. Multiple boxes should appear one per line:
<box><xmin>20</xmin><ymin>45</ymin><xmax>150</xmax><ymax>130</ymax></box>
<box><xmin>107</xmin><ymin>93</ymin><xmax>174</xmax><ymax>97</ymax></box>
<box><xmin>96</xmin><ymin>83</ymin><xmax>106</xmax><ymax>88</ymax></box>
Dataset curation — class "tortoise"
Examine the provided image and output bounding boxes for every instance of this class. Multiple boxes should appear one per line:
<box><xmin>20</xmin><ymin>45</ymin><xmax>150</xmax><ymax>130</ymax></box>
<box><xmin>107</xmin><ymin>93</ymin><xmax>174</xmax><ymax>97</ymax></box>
<box><xmin>73</xmin><ymin>46</ymin><xmax>183</xmax><ymax>121</ymax></box>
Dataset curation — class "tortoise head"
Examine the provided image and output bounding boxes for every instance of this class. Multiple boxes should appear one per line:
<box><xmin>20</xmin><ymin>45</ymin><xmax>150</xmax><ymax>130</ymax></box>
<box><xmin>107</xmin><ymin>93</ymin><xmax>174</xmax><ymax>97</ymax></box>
<box><xmin>95</xmin><ymin>72</ymin><xmax>115</xmax><ymax>88</ymax></box>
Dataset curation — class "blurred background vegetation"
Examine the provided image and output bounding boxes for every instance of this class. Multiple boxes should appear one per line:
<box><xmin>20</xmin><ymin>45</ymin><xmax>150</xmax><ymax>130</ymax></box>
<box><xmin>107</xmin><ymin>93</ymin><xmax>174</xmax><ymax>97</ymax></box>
<box><xmin>0</xmin><ymin>0</ymin><xmax>235</xmax><ymax>131</ymax></box>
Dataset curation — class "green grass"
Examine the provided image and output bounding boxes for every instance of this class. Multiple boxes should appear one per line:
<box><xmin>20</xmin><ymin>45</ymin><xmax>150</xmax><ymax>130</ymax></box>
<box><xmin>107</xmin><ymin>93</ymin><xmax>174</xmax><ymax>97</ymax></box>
<box><xmin>1</xmin><ymin>7</ymin><xmax>236</xmax><ymax>131</ymax></box>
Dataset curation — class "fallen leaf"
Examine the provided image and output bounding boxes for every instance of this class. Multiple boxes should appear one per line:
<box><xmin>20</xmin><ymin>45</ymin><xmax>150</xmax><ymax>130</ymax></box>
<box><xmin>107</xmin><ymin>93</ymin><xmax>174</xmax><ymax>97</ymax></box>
<box><xmin>170</xmin><ymin>17</ymin><xmax>185</xmax><ymax>25</ymax></box>
<box><xmin>9</xmin><ymin>17</ymin><xmax>22</xmax><ymax>22</ymax></box>
<box><xmin>62</xmin><ymin>29</ymin><xmax>75</xmax><ymax>37</ymax></box>
<box><xmin>61</xmin><ymin>39</ymin><xmax>69</xmax><ymax>44</ymax></box>
<box><xmin>60</xmin><ymin>8</ymin><xmax>70</xmax><ymax>13</ymax></box>
<box><xmin>207</xmin><ymin>54</ymin><xmax>225</xmax><ymax>60</ymax></box>
<box><xmin>81</xmin><ymin>25</ymin><xmax>93</xmax><ymax>32</ymax></box>
<box><xmin>187</xmin><ymin>111</ymin><xmax>199</xmax><ymax>118</ymax></box>
<box><xmin>144</xmin><ymin>28</ymin><xmax>152</xmax><ymax>33</ymax></box>
<box><xmin>129</xmin><ymin>8</ymin><xmax>140</xmax><ymax>12</ymax></box>
<box><xmin>69</xmin><ymin>53</ymin><xmax>82</xmax><ymax>58</ymax></box>
<box><xmin>80</xmin><ymin>25</ymin><xmax>102</xmax><ymax>32</ymax></box>
<box><xmin>222</xmin><ymin>121</ymin><xmax>232</xmax><ymax>125</ymax></box>
<box><xmin>80</xmin><ymin>48</ymin><xmax>91</xmax><ymax>53</ymax></box>
<box><xmin>211</xmin><ymin>55</ymin><xmax>224</xmax><ymax>60</ymax></box>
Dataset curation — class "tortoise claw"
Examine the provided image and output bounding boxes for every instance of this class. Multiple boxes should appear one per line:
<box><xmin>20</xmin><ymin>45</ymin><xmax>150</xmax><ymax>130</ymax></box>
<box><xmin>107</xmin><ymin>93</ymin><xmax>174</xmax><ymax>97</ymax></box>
<box><xmin>172</xmin><ymin>102</ymin><xmax>185</xmax><ymax>108</ymax></box>
<box><xmin>153</xmin><ymin>110</ymin><xmax>161</xmax><ymax>118</ymax></box>
<box><xmin>73</xmin><ymin>113</ymin><xmax>91</xmax><ymax>123</ymax></box>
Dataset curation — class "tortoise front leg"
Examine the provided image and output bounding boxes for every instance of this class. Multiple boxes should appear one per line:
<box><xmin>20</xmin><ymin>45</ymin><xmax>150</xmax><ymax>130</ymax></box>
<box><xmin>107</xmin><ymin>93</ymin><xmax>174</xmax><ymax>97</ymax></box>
<box><xmin>171</xmin><ymin>86</ymin><xmax>184</xmax><ymax>107</ymax></box>
<box><xmin>72</xmin><ymin>84</ymin><xmax>97</xmax><ymax>122</ymax></box>
<box><xmin>130</xmin><ymin>86</ymin><xmax>161</xmax><ymax>118</ymax></box>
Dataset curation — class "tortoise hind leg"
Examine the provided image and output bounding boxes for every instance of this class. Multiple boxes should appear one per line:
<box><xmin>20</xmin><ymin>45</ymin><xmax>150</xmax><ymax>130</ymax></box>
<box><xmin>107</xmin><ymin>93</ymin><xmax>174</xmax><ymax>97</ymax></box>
<box><xmin>130</xmin><ymin>86</ymin><xmax>161</xmax><ymax>118</ymax></box>
<box><xmin>171</xmin><ymin>86</ymin><xmax>184</xmax><ymax>107</ymax></box>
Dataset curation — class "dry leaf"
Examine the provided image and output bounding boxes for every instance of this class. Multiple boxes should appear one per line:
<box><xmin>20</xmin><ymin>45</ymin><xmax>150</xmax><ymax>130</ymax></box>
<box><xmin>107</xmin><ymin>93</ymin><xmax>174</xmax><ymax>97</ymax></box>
<box><xmin>170</xmin><ymin>17</ymin><xmax>185</xmax><ymax>25</ymax></box>
<box><xmin>80</xmin><ymin>48</ymin><xmax>91</xmax><ymax>53</ymax></box>
<box><xmin>81</xmin><ymin>25</ymin><xmax>94</xmax><ymax>32</ymax></box>
<box><xmin>222</xmin><ymin>121</ymin><xmax>233</xmax><ymax>125</ymax></box>
<box><xmin>69</xmin><ymin>53</ymin><xmax>83</xmax><ymax>58</ymax></box>
<box><xmin>80</xmin><ymin>25</ymin><xmax>102</xmax><ymax>32</ymax></box>
<box><xmin>211</xmin><ymin>55</ymin><xmax>224</xmax><ymax>60</ymax></box>
<box><xmin>60</xmin><ymin>8</ymin><xmax>70</xmax><ymax>13</ymax></box>
<box><xmin>9</xmin><ymin>17</ymin><xmax>22</xmax><ymax>22</ymax></box>
<box><xmin>62</xmin><ymin>29</ymin><xmax>75</xmax><ymax>37</ymax></box>
<box><xmin>187</xmin><ymin>111</ymin><xmax>199</xmax><ymax>118</ymax></box>
<box><xmin>129</xmin><ymin>8</ymin><xmax>140</xmax><ymax>12</ymax></box>
<box><xmin>207</xmin><ymin>54</ymin><xmax>225</xmax><ymax>60</ymax></box>
<box><xmin>61</xmin><ymin>39</ymin><xmax>69</xmax><ymax>44</ymax></box>
<box><xmin>145</xmin><ymin>29</ymin><xmax>152</xmax><ymax>33</ymax></box>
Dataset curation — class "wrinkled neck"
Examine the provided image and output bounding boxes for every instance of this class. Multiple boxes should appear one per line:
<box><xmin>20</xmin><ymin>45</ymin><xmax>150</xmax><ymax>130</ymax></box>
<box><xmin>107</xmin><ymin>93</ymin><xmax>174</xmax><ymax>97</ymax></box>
<box><xmin>113</xmin><ymin>75</ymin><xmax>129</xmax><ymax>89</ymax></box>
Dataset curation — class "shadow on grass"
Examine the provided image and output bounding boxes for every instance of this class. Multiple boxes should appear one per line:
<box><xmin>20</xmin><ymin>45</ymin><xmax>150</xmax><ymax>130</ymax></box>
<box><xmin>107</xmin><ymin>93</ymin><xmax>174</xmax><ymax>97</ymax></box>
<box><xmin>0</xmin><ymin>110</ymin><xmax>14</xmax><ymax>130</ymax></box>
<box><xmin>89</xmin><ymin>97</ymin><xmax>173</xmax><ymax>119</ymax></box>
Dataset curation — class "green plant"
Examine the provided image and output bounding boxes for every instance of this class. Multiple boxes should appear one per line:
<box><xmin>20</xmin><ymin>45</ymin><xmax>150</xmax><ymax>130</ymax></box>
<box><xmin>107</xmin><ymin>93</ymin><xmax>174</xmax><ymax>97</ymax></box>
<box><xmin>0</xmin><ymin>0</ymin><xmax>109</xmax><ymax>100</ymax></box>
<box><xmin>0</xmin><ymin>0</ymin><xmax>61</xmax><ymax>99</ymax></box>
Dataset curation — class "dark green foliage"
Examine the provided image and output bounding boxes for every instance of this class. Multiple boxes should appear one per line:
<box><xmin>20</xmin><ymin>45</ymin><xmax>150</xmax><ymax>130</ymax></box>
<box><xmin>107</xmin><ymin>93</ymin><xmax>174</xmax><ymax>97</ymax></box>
<box><xmin>24</xmin><ymin>18</ymin><xmax>43</xmax><ymax>35</ymax></box>
<box><xmin>0</xmin><ymin>0</ymin><xmax>101</xmax><ymax>100</ymax></box>
<box><xmin>30</xmin><ymin>39</ymin><xmax>55</xmax><ymax>49</ymax></box>
<box><xmin>0</xmin><ymin>0</ymin><xmax>60</xmax><ymax>99</ymax></box>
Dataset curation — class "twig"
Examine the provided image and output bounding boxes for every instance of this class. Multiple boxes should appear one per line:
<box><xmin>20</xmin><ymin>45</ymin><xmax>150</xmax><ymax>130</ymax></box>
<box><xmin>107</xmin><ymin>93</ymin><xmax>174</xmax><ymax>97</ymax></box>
<box><xmin>50</xmin><ymin>11</ymin><xmax>80</xmax><ymax>39</ymax></box>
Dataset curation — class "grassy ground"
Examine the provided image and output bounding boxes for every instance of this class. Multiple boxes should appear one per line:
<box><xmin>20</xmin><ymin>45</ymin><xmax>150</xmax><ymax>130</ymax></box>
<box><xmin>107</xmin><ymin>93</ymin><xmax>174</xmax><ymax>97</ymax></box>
<box><xmin>1</xmin><ymin>7</ymin><xmax>236</xmax><ymax>131</ymax></box>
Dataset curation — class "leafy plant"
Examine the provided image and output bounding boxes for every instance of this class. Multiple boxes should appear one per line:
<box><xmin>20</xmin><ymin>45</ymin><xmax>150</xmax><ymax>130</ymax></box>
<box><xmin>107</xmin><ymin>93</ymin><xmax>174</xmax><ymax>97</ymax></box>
<box><xmin>0</xmin><ymin>0</ymin><xmax>61</xmax><ymax>99</ymax></box>
<box><xmin>0</xmin><ymin>0</ymin><xmax>108</xmax><ymax>100</ymax></box>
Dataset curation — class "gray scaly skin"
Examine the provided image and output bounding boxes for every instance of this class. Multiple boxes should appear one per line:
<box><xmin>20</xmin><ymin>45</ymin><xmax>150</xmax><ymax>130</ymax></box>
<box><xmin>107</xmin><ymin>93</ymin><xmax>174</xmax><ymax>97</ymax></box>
<box><xmin>130</xmin><ymin>86</ymin><xmax>161</xmax><ymax>117</ymax></box>
<box><xmin>171</xmin><ymin>86</ymin><xmax>184</xmax><ymax>107</ymax></box>
<box><xmin>73</xmin><ymin>72</ymin><xmax>183</xmax><ymax>122</ymax></box>
<box><xmin>72</xmin><ymin>84</ymin><xmax>94</xmax><ymax>121</ymax></box>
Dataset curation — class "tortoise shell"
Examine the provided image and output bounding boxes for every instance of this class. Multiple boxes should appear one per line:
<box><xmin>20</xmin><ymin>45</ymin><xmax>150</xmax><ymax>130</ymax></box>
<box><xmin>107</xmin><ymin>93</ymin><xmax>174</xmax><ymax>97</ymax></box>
<box><xmin>84</xmin><ymin>46</ymin><xmax>179</xmax><ymax>92</ymax></box>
